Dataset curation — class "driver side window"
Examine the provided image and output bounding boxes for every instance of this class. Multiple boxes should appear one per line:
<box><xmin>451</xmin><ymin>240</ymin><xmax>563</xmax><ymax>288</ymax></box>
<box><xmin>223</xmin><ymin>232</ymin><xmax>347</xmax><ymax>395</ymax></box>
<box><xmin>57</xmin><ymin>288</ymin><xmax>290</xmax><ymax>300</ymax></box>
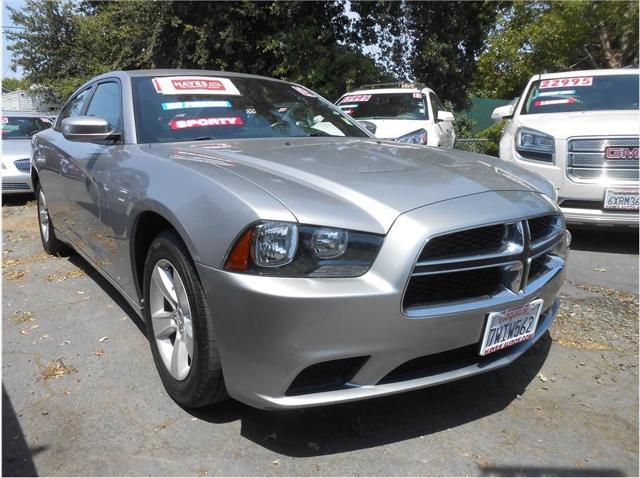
<box><xmin>56</xmin><ymin>87</ymin><xmax>92</xmax><ymax>130</ymax></box>
<box><xmin>85</xmin><ymin>81</ymin><xmax>123</xmax><ymax>132</ymax></box>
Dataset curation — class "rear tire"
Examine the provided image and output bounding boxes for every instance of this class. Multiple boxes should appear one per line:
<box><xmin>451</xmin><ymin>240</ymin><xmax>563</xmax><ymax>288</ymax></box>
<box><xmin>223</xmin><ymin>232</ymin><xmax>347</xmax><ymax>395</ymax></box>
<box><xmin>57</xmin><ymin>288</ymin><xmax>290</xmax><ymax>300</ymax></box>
<box><xmin>143</xmin><ymin>230</ymin><xmax>227</xmax><ymax>407</ymax></box>
<box><xmin>36</xmin><ymin>184</ymin><xmax>71</xmax><ymax>256</ymax></box>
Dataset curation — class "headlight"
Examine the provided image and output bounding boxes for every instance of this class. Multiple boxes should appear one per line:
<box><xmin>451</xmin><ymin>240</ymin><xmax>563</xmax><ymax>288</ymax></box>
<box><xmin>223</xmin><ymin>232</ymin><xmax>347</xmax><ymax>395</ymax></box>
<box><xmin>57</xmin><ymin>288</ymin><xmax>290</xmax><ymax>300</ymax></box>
<box><xmin>224</xmin><ymin>221</ymin><xmax>384</xmax><ymax>277</ymax></box>
<box><xmin>515</xmin><ymin>127</ymin><xmax>554</xmax><ymax>162</ymax></box>
<box><xmin>395</xmin><ymin>129</ymin><xmax>428</xmax><ymax>145</ymax></box>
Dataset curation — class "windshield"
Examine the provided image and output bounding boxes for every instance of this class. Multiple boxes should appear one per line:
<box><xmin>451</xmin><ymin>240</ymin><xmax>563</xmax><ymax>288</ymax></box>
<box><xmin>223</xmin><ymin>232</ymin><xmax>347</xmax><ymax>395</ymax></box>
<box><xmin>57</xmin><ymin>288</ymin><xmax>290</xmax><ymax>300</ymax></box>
<box><xmin>336</xmin><ymin>93</ymin><xmax>428</xmax><ymax>120</ymax></box>
<box><xmin>131</xmin><ymin>75</ymin><xmax>368</xmax><ymax>143</ymax></box>
<box><xmin>1</xmin><ymin>115</ymin><xmax>52</xmax><ymax>139</ymax></box>
<box><xmin>522</xmin><ymin>74</ymin><xmax>639</xmax><ymax>115</ymax></box>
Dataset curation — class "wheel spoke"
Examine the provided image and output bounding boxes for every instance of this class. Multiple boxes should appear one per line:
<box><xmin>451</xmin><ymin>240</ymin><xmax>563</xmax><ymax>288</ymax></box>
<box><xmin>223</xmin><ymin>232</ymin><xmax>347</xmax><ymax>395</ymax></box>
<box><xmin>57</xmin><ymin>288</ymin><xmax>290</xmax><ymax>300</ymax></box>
<box><xmin>183</xmin><ymin>317</ymin><xmax>194</xmax><ymax>357</ymax></box>
<box><xmin>173</xmin><ymin>271</ymin><xmax>190</xmax><ymax>312</ymax></box>
<box><xmin>151</xmin><ymin>310</ymin><xmax>176</xmax><ymax>339</ymax></box>
<box><xmin>152</xmin><ymin>265</ymin><xmax>178</xmax><ymax>309</ymax></box>
<box><xmin>170</xmin><ymin>335</ymin><xmax>189</xmax><ymax>379</ymax></box>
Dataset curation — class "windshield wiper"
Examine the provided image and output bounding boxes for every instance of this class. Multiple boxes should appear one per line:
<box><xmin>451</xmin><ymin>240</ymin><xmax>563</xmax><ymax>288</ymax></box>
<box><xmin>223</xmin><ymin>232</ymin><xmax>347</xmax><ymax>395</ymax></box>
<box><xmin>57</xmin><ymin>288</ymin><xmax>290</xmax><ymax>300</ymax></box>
<box><xmin>191</xmin><ymin>136</ymin><xmax>217</xmax><ymax>141</ymax></box>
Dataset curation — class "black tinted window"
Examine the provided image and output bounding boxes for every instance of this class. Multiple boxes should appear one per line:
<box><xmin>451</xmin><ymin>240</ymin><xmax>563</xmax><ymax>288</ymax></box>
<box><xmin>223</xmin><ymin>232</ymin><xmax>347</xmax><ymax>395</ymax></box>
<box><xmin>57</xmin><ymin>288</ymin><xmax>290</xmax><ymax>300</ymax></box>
<box><xmin>57</xmin><ymin>88</ymin><xmax>92</xmax><ymax>127</ymax></box>
<box><xmin>86</xmin><ymin>82</ymin><xmax>123</xmax><ymax>130</ymax></box>
<box><xmin>131</xmin><ymin>75</ymin><xmax>367</xmax><ymax>143</ymax></box>
<box><xmin>522</xmin><ymin>74</ymin><xmax>639</xmax><ymax>114</ymax></box>
<box><xmin>1</xmin><ymin>116</ymin><xmax>52</xmax><ymax>139</ymax></box>
<box><xmin>337</xmin><ymin>93</ymin><xmax>428</xmax><ymax>120</ymax></box>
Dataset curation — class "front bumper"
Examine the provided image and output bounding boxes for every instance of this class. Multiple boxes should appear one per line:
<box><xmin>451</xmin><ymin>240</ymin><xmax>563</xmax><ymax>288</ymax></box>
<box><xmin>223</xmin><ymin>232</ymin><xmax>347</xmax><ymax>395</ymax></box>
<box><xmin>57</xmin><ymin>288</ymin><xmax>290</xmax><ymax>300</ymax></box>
<box><xmin>1</xmin><ymin>170</ymin><xmax>33</xmax><ymax>194</ymax></box>
<box><xmin>561</xmin><ymin>206</ymin><xmax>638</xmax><ymax>227</ymax></box>
<box><xmin>198</xmin><ymin>191</ymin><xmax>566</xmax><ymax>409</ymax></box>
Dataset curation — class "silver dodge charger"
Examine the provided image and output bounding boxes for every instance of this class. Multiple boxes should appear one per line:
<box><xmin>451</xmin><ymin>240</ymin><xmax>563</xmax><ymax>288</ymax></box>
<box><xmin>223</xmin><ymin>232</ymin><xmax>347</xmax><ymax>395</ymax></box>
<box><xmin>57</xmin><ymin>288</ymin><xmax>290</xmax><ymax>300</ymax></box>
<box><xmin>31</xmin><ymin>70</ymin><xmax>570</xmax><ymax>409</ymax></box>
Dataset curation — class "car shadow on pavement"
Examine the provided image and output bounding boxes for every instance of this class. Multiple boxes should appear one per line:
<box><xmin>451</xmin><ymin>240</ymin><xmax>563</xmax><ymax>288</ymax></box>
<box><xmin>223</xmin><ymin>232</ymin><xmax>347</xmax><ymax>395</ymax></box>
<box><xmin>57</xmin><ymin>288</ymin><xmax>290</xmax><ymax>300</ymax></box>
<box><xmin>2</xmin><ymin>386</ymin><xmax>42</xmax><ymax>477</ymax></box>
<box><xmin>67</xmin><ymin>254</ymin><xmax>147</xmax><ymax>335</ymax></box>
<box><xmin>479</xmin><ymin>464</ymin><xmax>624</xmax><ymax>477</ymax></box>
<box><xmin>2</xmin><ymin>193</ymin><xmax>35</xmax><ymax>207</ymax></box>
<box><xmin>187</xmin><ymin>333</ymin><xmax>553</xmax><ymax>457</ymax></box>
<box><xmin>568</xmin><ymin>226</ymin><xmax>639</xmax><ymax>255</ymax></box>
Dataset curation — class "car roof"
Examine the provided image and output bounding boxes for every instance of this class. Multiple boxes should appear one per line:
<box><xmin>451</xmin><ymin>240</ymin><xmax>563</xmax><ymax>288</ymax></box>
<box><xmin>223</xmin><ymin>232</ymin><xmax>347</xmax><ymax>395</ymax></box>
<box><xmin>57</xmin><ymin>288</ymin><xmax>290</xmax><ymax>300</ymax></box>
<box><xmin>90</xmin><ymin>69</ymin><xmax>292</xmax><ymax>85</ymax></box>
<box><xmin>340</xmin><ymin>87</ymin><xmax>435</xmax><ymax>97</ymax></box>
<box><xmin>533</xmin><ymin>68</ymin><xmax>639</xmax><ymax>81</ymax></box>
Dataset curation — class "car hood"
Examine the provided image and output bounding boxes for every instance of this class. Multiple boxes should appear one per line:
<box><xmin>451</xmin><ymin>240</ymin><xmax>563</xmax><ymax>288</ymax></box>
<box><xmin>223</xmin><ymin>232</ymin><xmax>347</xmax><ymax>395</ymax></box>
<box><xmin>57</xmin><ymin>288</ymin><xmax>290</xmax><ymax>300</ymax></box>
<box><xmin>516</xmin><ymin>110</ymin><xmax>640</xmax><ymax>140</ymax></box>
<box><xmin>149</xmin><ymin>137</ymin><xmax>553</xmax><ymax>234</ymax></box>
<box><xmin>358</xmin><ymin>119</ymin><xmax>427</xmax><ymax>139</ymax></box>
<box><xmin>1</xmin><ymin>139</ymin><xmax>32</xmax><ymax>163</ymax></box>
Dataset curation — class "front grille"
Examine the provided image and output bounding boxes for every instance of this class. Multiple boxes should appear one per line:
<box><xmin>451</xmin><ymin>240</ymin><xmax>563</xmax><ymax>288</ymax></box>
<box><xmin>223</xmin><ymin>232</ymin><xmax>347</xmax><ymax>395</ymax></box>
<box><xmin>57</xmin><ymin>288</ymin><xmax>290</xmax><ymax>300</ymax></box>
<box><xmin>403</xmin><ymin>215</ymin><xmax>564</xmax><ymax>312</ymax></box>
<box><xmin>404</xmin><ymin>267</ymin><xmax>502</xmax><ymax>308</ymax></box>
<box><xmin>528</xmin><ymin>254</ymin><xmax>548</xmax><ymax>282</ymax></box>
<box><xmin>567</xmin><ymin>137</ymin><xmax>639</xmax><ymax>183</ymax></box>
<box><xmin>2</xmin><ymin>182</ymin><xmax>30</xmax><ymax>191</ymax></box>
<box><xmin>285</xmin><ymin>356</ymin><xmax>368</xmax><ymax>396</ymax></box>
<box><xmin>418</xmin><ymin>224</ymin><xmax>505</xmax><ymax>261</ymax></box>
<box><xmin>13</xmin><ymin>159</ymin><xmax>31</xmax><ymax>173</ymax></box>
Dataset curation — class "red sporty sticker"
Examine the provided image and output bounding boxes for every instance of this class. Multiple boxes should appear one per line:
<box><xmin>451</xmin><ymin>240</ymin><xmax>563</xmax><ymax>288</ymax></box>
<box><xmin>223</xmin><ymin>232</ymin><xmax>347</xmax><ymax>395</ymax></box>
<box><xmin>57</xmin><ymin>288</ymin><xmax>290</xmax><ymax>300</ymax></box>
<box><xmin>534</xmin><ymin>98</ymin><xmax>577</xmax><ymax>107</ymax></box>
<box><xmin>152</xmin><ymin>76</ymin><xmax>241</xmax><ymax>96</ymax></box>
<box><xmin>340</xmin><ymin>95</ymin><xmax>371</xmax><ymax>103</ymax></box>
<box><xmin>413</xmin><ymin>92</ymin><xmax>422</xmax><ymax>99</ymax></box>
<box><xmin>540</xmin><ymin>77</ymin><xmax>593</xmax><ymax>89</ymax></box>
<box><xmin>169</xmin><ymin>116</ymin><xmax>245</xmax><ymax>130</ymax></box>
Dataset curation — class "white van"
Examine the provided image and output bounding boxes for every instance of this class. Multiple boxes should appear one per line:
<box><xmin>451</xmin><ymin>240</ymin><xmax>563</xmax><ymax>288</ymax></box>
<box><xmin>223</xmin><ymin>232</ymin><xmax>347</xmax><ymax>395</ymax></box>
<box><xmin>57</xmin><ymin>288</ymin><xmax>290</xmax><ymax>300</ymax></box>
<box><xmin>336</xmin><ymin>83</ymin><xmax>456</xmax><ymax>148</ymax></box>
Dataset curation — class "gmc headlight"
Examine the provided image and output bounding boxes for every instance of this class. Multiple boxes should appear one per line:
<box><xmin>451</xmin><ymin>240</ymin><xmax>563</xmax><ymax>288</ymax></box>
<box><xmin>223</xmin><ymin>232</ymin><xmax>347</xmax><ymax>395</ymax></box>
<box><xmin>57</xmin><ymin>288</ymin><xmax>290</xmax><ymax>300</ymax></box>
<box><xmin>224</xmin><ymin>221</ymin><xmax>383</xmax><ymax>277</ymax></box>
<box><xmin>396</xmin><ymin>129</ymin><xmax>428</xmax><ymax>145</ymax></box>
<box><xmin>515</xmin><ymin>127</ymin><xmax>554</xmax><ymax>162</ymax></box>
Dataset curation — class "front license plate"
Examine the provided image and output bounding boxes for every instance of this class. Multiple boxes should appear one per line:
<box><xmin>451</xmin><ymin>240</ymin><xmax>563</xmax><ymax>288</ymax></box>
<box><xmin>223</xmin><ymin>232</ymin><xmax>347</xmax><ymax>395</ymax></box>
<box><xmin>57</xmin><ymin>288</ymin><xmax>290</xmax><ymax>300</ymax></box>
<box><xmin>604</xmin><ymin>188</ymin><xmax>639</xmax><ymax>211</ymax></box>
<box><xmin>479</xmin><ymin>299</ymin><xmax>544</xmax><ymax>356</ymax></box>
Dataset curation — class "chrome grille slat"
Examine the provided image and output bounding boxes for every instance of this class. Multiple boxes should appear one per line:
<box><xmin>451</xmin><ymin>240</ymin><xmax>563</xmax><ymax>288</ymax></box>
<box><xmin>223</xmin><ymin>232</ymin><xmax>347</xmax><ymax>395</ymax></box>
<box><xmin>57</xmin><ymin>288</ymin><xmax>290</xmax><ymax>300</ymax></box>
<box><xmin>567</xmin><ymin>136</ymin><xmax>639</xmax><ymax>183</ymax></box>
<box><xmin>403</xmin><ymin>214</ymin><xmax>565</xmax><ymax>311</ymax></box>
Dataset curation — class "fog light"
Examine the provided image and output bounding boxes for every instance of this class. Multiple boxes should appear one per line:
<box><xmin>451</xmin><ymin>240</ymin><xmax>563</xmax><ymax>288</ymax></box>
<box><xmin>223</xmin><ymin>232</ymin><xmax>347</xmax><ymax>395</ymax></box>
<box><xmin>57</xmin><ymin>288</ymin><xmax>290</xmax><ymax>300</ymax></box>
<box><xmin>311</xmin><ymin>228</ymin><xmax>348</xmax><ymax>258</ymax></box>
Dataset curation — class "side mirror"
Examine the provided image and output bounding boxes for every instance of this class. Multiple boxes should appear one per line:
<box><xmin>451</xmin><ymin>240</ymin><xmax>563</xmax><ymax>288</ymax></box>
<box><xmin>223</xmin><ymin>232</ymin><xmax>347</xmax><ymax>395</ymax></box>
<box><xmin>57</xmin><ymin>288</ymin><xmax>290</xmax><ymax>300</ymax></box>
<box><xmin>359</xmin><ymin>120</ymin><xmax>377</xmax><ymax>135</ymax></box>
<box><xmin>491</xmin><ymin>104</ymin><xmax>515</xmax><ymax>122</ymax></box>
<box><xmin>437</xmin><ymin>111</ymin><xmax>455</xmax><ymax>122</ymax></box>
<box><xmin>62</xmin><ymin>116</ymin><xmax>117</xmax><ymax>142</ymax></box>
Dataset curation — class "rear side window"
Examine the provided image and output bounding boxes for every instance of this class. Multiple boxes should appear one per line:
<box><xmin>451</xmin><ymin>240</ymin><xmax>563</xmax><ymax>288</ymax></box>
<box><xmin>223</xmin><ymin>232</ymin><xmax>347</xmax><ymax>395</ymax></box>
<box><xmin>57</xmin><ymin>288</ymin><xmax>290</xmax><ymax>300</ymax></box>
<box><xmin>56</xmin><ymin>88</ymin><xmax>92</xmax><ymax>129</ymax></box>
<box><xmin>85</xmin><ymin>82</ymin><xmax>123</xmax><ymax>131</ymax></box>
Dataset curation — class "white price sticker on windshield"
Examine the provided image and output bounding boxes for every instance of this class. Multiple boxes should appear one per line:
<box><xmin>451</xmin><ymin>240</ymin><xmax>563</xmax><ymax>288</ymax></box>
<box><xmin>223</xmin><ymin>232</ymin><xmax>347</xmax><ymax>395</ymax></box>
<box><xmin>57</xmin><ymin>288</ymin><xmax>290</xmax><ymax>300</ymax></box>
<box><xmin>152</xmin><ymin>77</ymin><xmax>241</xmax><ymax>96</ymax></box>
<box><xmin>540</xmin><ymin>77</ymin><xmax>592</xmax><ymax>89</ymax></box>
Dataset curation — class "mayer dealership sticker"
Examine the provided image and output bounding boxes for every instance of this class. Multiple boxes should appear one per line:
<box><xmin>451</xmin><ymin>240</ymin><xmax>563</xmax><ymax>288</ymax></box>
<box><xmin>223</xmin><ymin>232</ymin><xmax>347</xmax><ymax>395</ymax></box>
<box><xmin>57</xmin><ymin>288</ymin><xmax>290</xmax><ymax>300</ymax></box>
<box><xmin>169</xmin><ymin>116</ymin><xmax>245</xmax><ymax>130</ymax></box>
<box><xmin>540</xmin><ymin>77</ymin><xmax>593</xmax><ymax>89</ymax></box>
<box><xmin>152</xmin><ymin>77</ymin><xmax>241</xmax><ymax>96</ymax></box>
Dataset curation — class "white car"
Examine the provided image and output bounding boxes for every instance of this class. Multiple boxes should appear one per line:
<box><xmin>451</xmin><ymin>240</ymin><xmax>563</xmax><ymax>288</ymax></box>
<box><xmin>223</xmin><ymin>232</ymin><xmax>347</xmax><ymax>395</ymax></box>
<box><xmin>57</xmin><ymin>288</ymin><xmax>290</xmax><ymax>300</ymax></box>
<box><xmin>1</xmin><ymin>112</ymin><xmax>54</xmax><ymax>194</ymax></box>
<box><xmin>336</xmin><ymin>83</ymin><xmax>456</xmax><ymax>148</ymax></box>
<box><xmin>494</xmin><ymin>68</ymin><xmax>639</xmax><ymax>227</ymax></box>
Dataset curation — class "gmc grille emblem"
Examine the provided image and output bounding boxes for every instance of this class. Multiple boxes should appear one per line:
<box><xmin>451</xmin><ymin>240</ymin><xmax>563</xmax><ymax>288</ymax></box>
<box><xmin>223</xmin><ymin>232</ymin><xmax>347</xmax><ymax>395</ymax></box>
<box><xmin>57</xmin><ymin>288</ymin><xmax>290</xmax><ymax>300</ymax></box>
<box><xmin>605</xmin><ymin>146</ymin><xmax>639</xmax><ymax>160</ymax></box>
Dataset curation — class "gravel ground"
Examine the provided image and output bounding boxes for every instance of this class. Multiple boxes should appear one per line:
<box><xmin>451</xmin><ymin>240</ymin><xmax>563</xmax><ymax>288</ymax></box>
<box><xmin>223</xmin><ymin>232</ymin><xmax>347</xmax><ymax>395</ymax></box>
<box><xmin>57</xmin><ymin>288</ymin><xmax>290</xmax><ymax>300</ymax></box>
<box><xmin>2</xmin><ymin>196</ymin><xmax>638</xmax><ymax>477</ymax></box>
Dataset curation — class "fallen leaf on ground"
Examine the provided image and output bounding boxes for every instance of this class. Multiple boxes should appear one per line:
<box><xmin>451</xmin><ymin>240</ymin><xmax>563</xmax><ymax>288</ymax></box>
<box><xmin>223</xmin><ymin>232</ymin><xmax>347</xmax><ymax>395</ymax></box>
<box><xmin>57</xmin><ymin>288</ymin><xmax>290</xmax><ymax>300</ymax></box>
<box><xmin>99</xmin><ymin>336</ymin><xmax>108</xmax><ymax>343</ymax></box>
<box><xmin>95</xmin><ymin>349</ymin><xmax>104</xmax><ymax>356</ymax></box>
<box><xmin>594</xmin><ymin>266</ymin><xmax>607</xmax><ymax>272</ymax></box>
<box><xmin>20</xmin><ymin>324</ymin><xmax>39</xmax><ymax>335</ymax></box>
<box><xmin>538</xmin><ymin>373</ymin><xmax>549</xmax><ymax>382</ymax></box>
<box><xmin>272</xmin><ymin>459</ymin><xmax>280</xmax><ymax>466</ymax></box>
<box><xmin>41</xmin><ymin>359</ymin><xmax>76</xmax><ymax>380</ymax></box>
<box><xmin>10</xmin><ymin>311</ymin><xmax>34</xmax><ymax>324</ymax></box>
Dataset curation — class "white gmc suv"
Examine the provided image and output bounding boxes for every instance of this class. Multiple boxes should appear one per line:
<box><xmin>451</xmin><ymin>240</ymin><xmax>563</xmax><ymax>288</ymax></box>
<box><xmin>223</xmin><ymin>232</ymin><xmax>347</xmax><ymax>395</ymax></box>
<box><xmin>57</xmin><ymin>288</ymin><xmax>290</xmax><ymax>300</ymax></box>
<box><xmin>494</xmin><ymin>68</ymin><xmax>639</xmax><ymax>227</ymax></box>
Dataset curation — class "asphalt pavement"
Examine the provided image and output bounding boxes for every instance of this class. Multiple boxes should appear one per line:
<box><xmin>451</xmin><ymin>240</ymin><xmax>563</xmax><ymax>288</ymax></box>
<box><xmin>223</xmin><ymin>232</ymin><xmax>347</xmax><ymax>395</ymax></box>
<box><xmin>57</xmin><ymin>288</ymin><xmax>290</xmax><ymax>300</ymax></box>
<box><xmin>2</xmin><ymin>195</ymin><xmax>638</xmax><ymax>476</ymax></box>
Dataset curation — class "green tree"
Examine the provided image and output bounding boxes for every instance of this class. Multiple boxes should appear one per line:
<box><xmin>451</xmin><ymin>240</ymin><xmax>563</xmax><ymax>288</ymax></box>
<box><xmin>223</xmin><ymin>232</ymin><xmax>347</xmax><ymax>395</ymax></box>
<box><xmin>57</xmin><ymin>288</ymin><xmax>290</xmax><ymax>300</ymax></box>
<box><xmin>351</xmin><ymin>1</ymin><xmax>499</xmax><ymax>109</ymax></box>
<box><xmin>1</xmin><ymin>77</ymin><xmax>28</xmax><ymax>91</ymax></box>
<box><xmin>7</xmin><ymin>0</ymin><xmax>391</xmax><ymax>103</ymax></box>
<box><xmin>475</xmin><ymin>1</ymin><xmax>639</xmax><ymax>98</ymax></box>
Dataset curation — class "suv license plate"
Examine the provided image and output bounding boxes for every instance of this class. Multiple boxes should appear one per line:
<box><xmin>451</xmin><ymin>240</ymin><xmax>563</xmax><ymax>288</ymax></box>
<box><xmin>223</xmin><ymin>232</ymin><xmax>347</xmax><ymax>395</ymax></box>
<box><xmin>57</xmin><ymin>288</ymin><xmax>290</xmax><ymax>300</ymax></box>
<box><xmin>604</xmin><ymin>188</ymin><xmax>639</xmax><ymax>211</ymax></box>
<box><xmin>479</xmin><ymin>299</ymin><xmax>544</xmax><ymax>356</ymax></box>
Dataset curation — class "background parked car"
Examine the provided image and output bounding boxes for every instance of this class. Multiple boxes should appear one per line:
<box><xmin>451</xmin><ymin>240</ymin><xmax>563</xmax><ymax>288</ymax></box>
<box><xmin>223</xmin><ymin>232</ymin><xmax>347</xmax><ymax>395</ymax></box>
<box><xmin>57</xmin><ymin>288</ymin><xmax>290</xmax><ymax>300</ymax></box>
<box><xmin>493</xmin><ymin>68</ymin><xmax>639</xmax><ymax>227</ymax></box>
<box><xmin>1</xmin><ymin>112</ymin><xmax>53</xmax><ymax>194</ymax></box>
<box><xmin>336</xmin><ymin>82</ymin><xmax>456</xmax><ymax>148</ymax></box>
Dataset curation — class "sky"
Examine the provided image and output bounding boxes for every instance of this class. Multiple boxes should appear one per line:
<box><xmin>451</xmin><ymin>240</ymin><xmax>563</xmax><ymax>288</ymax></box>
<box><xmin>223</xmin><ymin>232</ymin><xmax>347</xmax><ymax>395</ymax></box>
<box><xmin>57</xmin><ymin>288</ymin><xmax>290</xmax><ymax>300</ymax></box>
<box><xmin>2</xmin><ymin>0</ymin><xmax>25</xmax><ymax>79</ymax></box>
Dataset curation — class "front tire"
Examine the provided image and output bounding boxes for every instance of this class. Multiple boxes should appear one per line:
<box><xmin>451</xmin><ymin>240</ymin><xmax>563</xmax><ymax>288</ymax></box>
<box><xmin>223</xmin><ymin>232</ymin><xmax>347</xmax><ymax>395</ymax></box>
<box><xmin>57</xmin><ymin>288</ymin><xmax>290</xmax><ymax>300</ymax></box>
<box><xmin>143</xmin><ymin>230</ymin><xmax>227</xmax><ymax>407</ymax></box>
<box><xmin>36</xmin><ymin>184</ymin><xmax>70</xmax><ymax>256</ymax></box>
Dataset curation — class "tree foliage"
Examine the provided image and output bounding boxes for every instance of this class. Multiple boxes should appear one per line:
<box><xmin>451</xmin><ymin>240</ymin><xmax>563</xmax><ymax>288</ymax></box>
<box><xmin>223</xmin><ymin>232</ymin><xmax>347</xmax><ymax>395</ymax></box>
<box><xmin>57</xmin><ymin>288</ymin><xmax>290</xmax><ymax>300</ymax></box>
<box><xmin>7</xmin><ymin>0</ymin><xmax>391</xmax><ymax>103</ymax></box>
<box><xmin>475</xmin><ymin>1</ymin><xmax>640</xmax><ymax>98</ymax></box>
